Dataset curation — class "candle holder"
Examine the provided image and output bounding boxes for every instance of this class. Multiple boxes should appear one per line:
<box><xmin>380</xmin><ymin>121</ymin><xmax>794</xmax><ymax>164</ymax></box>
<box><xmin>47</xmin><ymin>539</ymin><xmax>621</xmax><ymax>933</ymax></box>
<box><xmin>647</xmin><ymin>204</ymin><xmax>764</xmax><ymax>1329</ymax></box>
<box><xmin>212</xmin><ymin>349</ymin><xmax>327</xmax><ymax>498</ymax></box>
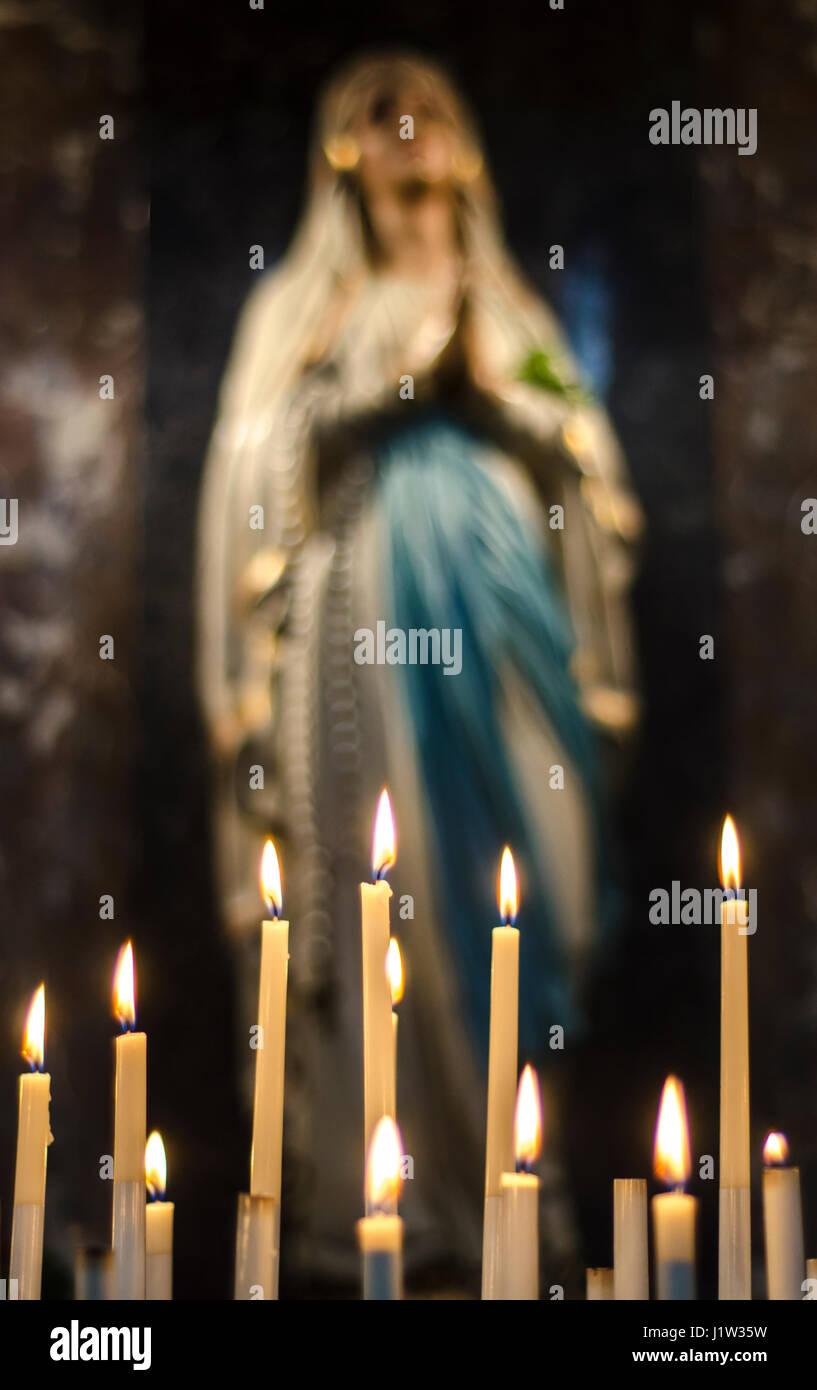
<box><xmin>112</xmin><ymin>1179</ymin><xmax>146</xmax><ymax>1300</ymax></box>
<box><xmin>481</xmin><ymin>1194</ymin><xmax>503</xmax><ymax>1299</ymax></box>
<box><xmin>234</xmin><ymin>1193</ymin><xmax>279</xmax><ymax>1300</ymax></box>
<box><xmin>74</xmin><ymin>1245</ymin><xmax>112</xmax><ymax>1301</ymax></box>
<box><xmin>9</xmin><ymin>1203</ymin><xmax>44</xmax><ymax>1301</ymax></box>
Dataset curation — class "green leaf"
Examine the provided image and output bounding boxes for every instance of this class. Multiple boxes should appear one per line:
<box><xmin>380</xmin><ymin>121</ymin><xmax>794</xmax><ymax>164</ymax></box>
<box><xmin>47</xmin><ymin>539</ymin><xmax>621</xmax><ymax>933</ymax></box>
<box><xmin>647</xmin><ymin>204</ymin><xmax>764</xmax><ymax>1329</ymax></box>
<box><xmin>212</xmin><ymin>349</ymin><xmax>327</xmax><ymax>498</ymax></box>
<box><xmin>517</xmin><ymin>349</ymin><xmax>593</xmax><ymax>404</ymax></box>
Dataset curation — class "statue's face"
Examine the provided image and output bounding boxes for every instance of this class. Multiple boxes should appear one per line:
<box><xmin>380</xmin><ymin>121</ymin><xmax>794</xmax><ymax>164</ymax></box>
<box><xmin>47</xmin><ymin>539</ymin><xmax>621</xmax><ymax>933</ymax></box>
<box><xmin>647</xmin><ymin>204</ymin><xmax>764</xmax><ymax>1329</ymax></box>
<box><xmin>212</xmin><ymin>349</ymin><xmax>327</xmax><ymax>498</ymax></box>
<box><xmin>355</xmin><ymin>79</ymin><xmax>459</xmax><ymax>198</ymax></box>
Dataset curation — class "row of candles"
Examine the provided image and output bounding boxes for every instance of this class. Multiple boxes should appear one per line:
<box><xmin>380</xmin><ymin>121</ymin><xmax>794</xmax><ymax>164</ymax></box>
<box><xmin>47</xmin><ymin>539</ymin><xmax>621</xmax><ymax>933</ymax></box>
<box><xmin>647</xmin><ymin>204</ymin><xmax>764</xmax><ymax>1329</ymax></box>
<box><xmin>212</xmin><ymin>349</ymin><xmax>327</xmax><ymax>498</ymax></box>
<box><xmin>8</xmin><ymin>954</ymin><xmax>173</xmax><ymax>1300</ymax></box>
<box><xmin>4</xmin><ymin>796</ymin><xmax>814</xmax><ymax>1298</ymax></box>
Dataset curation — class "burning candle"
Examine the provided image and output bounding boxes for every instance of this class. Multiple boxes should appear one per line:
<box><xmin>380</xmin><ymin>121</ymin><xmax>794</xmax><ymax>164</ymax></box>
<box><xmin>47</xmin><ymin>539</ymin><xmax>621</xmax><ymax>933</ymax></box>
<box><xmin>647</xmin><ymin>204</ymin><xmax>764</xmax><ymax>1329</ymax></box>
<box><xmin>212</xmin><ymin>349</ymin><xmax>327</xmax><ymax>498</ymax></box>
<box><xmin>361</xmin><ymin>790</ymin><xmax>396</xmax><ymax>1175</ymax></box>
<box><xmin>762</xmin><ymin>1131</ymin><xmax>805</xmax><ymax>1300</ymax></box>
<box><xmin>10</xmin><ymin>985</ymin><xmax>52</xmax><ymax>1300</ymax></box>
<box><xmin>614</xmin><ymin>1178</ymin><xmax>649</xmax><ymax>1300</ymax></box>
<box><xmin>718</xmin><ymin>814</ymin><xmax>751</xmax><ymax>1300</ymax></box>
<box><xmin>652</xmin><ymin>1075</ymin><xmax>697</xmax><ymax>1300</ymax></box>
<box><xmin>357</xmin><ymin>1116</ymin><xmax>404</xmax><ymax>1300</ymax></box>
<box><xmin>145</xmin><ymin>1131</ymin><xmax>174</xmax><ymax>1300</ymax></box>
<box><xmin>248</xmin><ymin>839</ymin><xmax>288</xmax><ymax>1297</ymax></box>
<box><xmin>387</xmin><ymin>937</ymin><xmax>404</xmax><ymax>1113</ymax></box>
<box><xmin>499</xmin><ymin>1064</ymin><xmax>541</xmax><ymax>1300</ymax></box>
<box><xmin>482</xmin><ymin>847</ymin><xmax>520</xmax><ymax>1300</ymax></box>
<box><xmin>112</xmin><ymin>942</ymin><xmax>146</xmax><ymax>1300</ymax></box>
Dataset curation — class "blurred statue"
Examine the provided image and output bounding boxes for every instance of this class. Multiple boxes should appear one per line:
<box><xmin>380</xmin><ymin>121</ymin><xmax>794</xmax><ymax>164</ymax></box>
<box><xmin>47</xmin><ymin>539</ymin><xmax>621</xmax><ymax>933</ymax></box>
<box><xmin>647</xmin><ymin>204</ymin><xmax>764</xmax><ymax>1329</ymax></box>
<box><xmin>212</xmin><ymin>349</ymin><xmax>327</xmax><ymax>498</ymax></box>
<box><xmin>196</xmin><ymin>50</ymin><xmax>643</xmax><ymax>1291</ymax></box>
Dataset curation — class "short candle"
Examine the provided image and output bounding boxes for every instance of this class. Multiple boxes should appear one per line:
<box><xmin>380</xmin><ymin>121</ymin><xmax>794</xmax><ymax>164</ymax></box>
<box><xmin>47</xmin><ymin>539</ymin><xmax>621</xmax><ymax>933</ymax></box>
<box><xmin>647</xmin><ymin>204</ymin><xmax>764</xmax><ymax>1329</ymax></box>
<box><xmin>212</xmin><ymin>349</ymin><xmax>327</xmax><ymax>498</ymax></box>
<box><xmin>613</xmin><ymin>1178</ymin><xmax>649</xmax><ymax>1300</ymax></box>
<box><xmin>499</xmin><ymin>1063</ymin><xmax>542</xmax><ymax>1300</ymax></box>
<box><xmin>762</xmin><ymin>1131</ymin><xmax>805</xmax><ymax>1301</ymax></box>
<box><xmin>652</xmin><ymin>1075</ymin><xmax>697</xmax><ymax>1301</ymax></box>
<box><xmin>356</xmin><ymin>1115</ymin><xmax>404</xmax><ymax>1300</ymax></box>
<box><xmin>145</xmin><ymin>1130</ymin><xmax>174</xmax><ymax>1301</ymax></box>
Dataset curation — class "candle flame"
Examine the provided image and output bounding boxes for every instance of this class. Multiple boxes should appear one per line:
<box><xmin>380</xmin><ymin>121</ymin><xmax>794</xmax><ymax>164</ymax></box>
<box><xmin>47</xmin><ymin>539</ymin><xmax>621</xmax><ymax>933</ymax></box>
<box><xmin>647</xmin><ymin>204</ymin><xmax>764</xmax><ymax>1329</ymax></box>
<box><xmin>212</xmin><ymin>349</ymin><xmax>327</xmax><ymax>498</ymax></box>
<box><xmin>371</xmin><ymin>788</ymin><xmax>396</xmax><ymax>879</ymax></box>
<box><xmin>498</xmin><ymin>846</ymin><xmax>518</xmax><ymax>925</ymax></box>
<box><xmin>719</xmin><ymin>814</ymin><xmax>741</xmax><ymax>891</ymax></box>
<box><xmin>22</xmin><ymin>984</ymin><xmax>45</xmax><ymax>1071</ymax></box>
<box><xmin>145</xmin><ymin>1130</ymin><xmax>167</xmax><ymax>1199</ymax></box>
<box><xmin>387</xmin><ymin>938</ymin><xmax>404</xmax><ymax>1006</ymax></box>
<box><xmin>259</xmin><ymin>838</ymin><xmax>283</xmax><ymax>916</ymax></box>
<box><xmin>113</xmin><ymin>941</ymin><xmax>136</xmax><ymax>1030</ymax></box>
<box><xmin>763</xmin><ymin>1130</ymin><xmax>789</xmax><ymax>1167</ymax></box>
<box><xmin>653</xmin><ymin>1074</ymin><xmax>691</xmax><ymax>1187</ymax></box>
<box><xmin>365</xmin><ymin>1115</ymin><xmax>403</xmax><ymax>1209</ymax></box>
<box><xmin>513</xmin><ymin>1064</ymin><xmax>542</xmax><ymax>1168</ymax></box>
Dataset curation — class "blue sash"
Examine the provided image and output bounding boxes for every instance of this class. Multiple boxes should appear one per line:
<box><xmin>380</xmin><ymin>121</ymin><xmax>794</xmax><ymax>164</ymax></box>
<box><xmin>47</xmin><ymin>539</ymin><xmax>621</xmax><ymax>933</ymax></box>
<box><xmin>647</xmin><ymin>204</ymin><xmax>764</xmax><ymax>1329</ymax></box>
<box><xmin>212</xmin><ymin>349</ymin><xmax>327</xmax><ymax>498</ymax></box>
<box><xmin>376</xmin><ymin>416</ymin><xmax>612</xmax><ymax>1061</ymax></box>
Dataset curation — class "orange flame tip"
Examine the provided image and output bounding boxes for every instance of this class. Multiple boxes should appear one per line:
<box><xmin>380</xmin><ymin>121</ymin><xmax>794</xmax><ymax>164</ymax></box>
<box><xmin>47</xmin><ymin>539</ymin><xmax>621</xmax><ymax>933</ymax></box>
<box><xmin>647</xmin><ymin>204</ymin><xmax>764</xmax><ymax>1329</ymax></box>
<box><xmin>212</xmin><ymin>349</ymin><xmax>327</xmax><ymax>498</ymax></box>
<box><xmin>498</xmin><ymin>846</ymin><xmax>518</xmax><ymax>925</ymax></box>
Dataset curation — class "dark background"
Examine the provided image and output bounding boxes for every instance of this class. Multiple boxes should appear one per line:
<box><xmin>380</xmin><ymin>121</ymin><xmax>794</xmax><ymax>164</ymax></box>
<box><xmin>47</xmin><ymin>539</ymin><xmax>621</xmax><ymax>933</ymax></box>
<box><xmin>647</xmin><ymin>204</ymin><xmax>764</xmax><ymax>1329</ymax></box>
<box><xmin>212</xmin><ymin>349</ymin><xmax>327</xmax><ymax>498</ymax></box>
<box><xmin>1</xmin><ymin>0</ymin><xmax>816</xmax><ymax>1298</ymax></box>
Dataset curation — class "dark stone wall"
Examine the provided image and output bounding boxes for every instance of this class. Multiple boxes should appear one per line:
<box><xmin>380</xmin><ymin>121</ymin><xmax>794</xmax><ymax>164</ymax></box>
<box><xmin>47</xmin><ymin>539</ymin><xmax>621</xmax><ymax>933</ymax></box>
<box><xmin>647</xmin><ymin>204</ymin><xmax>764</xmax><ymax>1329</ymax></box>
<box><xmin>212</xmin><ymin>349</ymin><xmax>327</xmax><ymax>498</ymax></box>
<box><xmin>698</xmin><ymin>0</ymin><xmax>817</xmax><ymax>1287</ymax></box>
<box><xmin>0</xmin><ymin>1</ymin><xmax>145</xmax><ymax>1292</ymax></box>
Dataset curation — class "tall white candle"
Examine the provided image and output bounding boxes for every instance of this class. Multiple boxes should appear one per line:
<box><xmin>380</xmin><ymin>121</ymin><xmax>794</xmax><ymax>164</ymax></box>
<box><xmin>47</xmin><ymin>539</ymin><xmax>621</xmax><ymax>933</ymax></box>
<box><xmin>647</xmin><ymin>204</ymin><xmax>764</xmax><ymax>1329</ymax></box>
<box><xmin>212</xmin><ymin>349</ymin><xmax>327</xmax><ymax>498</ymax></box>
<box><xmin>357</xmin><ymin>1117</ymin><xmax>404</xmax><ymax>1300</ymax></box>
<box><xmin>614</xmin><ymin>1178</ymin><xmax>649</xmax><ymax>1300</ymax></box>
<box><xmin>483</xmin><ymin>847</ymin><xmax>519</xmax><ymax>1300</ymax></box>
<box><xmin>718</xmin><ymin>815</ymin><xmax>751</xmax><ymax>1300</ymax></box>
<box><xmin>112</xmin><ymin>941</ymin><xmax>146</xmax><ymax>1300</ymax></box>
<box><xmin>762</xmin><ymin>1132</ymin><xmax>805</xmax><ymax>1301</ymax></box>
<box><xmin>250</xmin><ymin>840</ymin><xmax>289</xmax><ymax>1204</ymax></box>
<box><xmin>238</xmin><ymin>839</ymin><xmax>289</xmax><ymax>1301</ymax></box>
<box><xmin>652</xmin><ymin>1075</ymin><xmax>697</xmax><ymax>1301</ymax></box>
<box><xmin>387</xmin><ymin>937</ymin><xmax>404</xmax><ymax>1116</ymax></box>
<box><xmin>145</xmin><ymin>1130</ymin><xmax>174</xmax><ymax>1301</ymax></box>
<box><xmin>498</xmin><ymin>1065</ymin><xmax>541</xmax><ymax>1301</ymax></box>
<box><xmin>361</xmin><ymin>790</ymin><xmax>396</xmax><ymax>1171</ymax></box>
<box><xmin>10</xmin><ymin>985</ymin><xmax>52</xmax><ymax>1301</ymax></box>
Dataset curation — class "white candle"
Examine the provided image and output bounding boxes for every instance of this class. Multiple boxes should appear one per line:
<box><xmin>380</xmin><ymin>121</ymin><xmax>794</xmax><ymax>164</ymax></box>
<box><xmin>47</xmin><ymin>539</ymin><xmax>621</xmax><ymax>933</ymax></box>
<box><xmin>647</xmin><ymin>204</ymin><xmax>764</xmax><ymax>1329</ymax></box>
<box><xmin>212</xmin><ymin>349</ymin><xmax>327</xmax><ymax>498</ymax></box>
<box><xmin>762</xmin><ymin>1132</ymin><xmax>805</xmax><ymax>1300</ymax></box>
<box><xmin>250</xmin><ymin>842</ymin><xmax>289</xmax><ymax>1203</ymax></box>
<box><xmin>112</xmin><ymin>942</ymin><xmax>146</xmax><ymax>1300</ymax></box>
<box><xmin>10</xmin><ymin>985</ymin><xmax>52</xmax><ymax>1300</ymax></box>
<box><xmin>357</xmin><ymin>1117</ymin><xmax>404</xmax><ymax>1300</ymax></box>
<box><xmin>498</xmin><ymin>1065</ymin><xmax>541</xmax><ymax>1301</ymax></box>
<box><xmin>483</xmin><ymin>847</ymin><xmax>520</xmax><ymax>1300</ymax></box>
<box><xmin>587</xmin><ymin>1268</ymin><xmax>614</xmax><ymax>1300</ymax></box>
<box><xmin>361</xmin><ymin>790</ymin><xmax>396</xmax><ymax>1170</ymax></box>
<box><xmin>387</xmin><ymin>937</ymin><xmax>404</xmax><ymax>1116</ymax></box>
<box><xmin>240</xmin><ymin>840</ymin><xmax>289</xmax><ymax>1300</ymax></box>
<box><xmin>614</xmin><ymin>1178</ymin><xmax>649</xmax><ymax>1300</ymax></box>
<box><xmin>718</xmin><ymin>815</ymin><xmax>751</xmax><ymax>1300</ymax></box>
<box><xmin>652</xmin><ymin>1075</ymin><xmax>697</xmax><ymax>1300</ymax></box>
<box><xmin>145</xmin><ymin>1130</ymin><xmax>174</xmax><ymax>1300</ymax></box>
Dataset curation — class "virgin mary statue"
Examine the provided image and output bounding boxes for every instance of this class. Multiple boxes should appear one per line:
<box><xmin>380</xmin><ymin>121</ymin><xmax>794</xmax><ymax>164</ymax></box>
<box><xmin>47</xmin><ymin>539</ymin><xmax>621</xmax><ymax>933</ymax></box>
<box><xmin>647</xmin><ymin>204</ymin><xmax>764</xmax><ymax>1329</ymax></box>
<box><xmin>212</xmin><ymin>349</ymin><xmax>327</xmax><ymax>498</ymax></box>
<box><xmin>196</xmin><ymin>51</ymin><xmax>643</xmax><ymax>1292</ymax></box>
